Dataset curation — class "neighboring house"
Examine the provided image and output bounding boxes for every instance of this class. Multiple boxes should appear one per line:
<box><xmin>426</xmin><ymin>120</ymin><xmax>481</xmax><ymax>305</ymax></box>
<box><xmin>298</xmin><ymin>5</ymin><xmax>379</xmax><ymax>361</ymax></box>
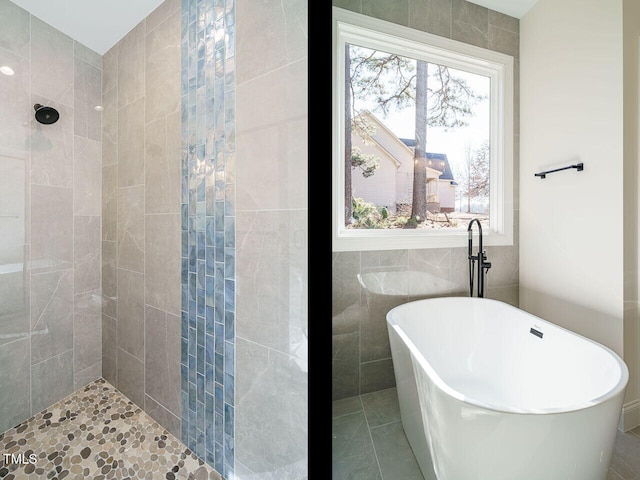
<box><xmin>351</xmin><ymin>111</ymin><xmax>458</xmax><ymax>213</ymax></box>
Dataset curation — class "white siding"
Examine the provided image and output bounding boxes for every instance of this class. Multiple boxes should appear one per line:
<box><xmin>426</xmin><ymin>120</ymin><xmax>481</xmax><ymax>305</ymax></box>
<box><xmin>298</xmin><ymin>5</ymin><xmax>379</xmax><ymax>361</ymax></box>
<box><xmin>351</xmin><ymin>133</ymin><xmax>398</xmax><ymax>212</ymax></box>
<box><xmin>395</xmin><ymin>149</ymin><xmax>414</xmax><ymax>204</ymax></box>
<box><xmin>438</xmin><ymin>181</ymin><xmax>456</xmax><ymax>210</ymax></box>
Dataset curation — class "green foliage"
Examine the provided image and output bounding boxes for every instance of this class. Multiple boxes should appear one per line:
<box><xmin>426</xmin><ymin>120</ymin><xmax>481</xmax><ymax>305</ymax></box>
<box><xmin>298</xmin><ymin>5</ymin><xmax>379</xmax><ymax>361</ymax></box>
<box><xmin>351</xmin><ymin>147</ymin><xmax>380</xmax><ymax>178</ymax></box>
<box><xmin>351</xmin><ymin>197</ymin><xmax>382</xmax><ymax>228</ymax></box>
<box><xmin>350</xmin><ymin>198</ymin><xmax>413</xmax><ymax>229</ymax></box>
<box><xmin>405</xmin><ymin>216</ymin><xmax>418</xmax><ymax>227</ymax></box>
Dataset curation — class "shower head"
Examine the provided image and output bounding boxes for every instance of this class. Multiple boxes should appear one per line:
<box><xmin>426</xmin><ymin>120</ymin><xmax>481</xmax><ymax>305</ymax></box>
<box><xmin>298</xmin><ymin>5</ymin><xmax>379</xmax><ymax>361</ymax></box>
<box><xmin>33</xmin><ymin>103</ymin><xmax>59</xmax><ymax>125</ymax></box>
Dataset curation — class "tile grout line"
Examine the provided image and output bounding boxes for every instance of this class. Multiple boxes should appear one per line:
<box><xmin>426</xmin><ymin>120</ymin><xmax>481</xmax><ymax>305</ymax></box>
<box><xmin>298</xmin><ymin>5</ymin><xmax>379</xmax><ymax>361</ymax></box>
<box><xmin>28</xmin><ymin>9</ymin><xmax>33</xmax><ymax>419</ymax></box>
<box><xmin>360</xmin><ymin>394</ymin><xmax>385</xmax><ymax>480</ymax></box>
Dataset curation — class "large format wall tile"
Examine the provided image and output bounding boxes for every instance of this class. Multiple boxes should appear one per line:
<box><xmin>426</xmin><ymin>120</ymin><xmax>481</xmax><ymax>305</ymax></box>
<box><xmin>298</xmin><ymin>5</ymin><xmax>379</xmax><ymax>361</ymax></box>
<box><xmin>30</xmin><ymin>98</ymin><xmax>74</xmax><ymax>188</ymax></box>
<box><xmin>145</xmin><ymin>116</ymin><xmax>181</xmax><ymax>214</ymax></box>
<box><xmin>31</xmin><ymin>349</ymin><xmax>74</xmax><ymax>413</ymax></box>
<box><xmin>332</xmin><ymin>331</ymin><xmax>360</xmax><ymax>400</ymax></box>
<box><xmin>145</xmin><ymin>213</ymin><xmax>181</xmax><ymax>315</ymax></box>
<box><xmin>74</xmin><ymin>360</ymin><xmax>102</xmax><ymax>391</ymax></box>
<box><xmin>145</xmin><ymin>9</ymin><xmax>181</xmax><ymax>123</ymax></box>
<box><xmin>331</xmin><ymin>252</ymin><xmax>361</xmax><ymax>317</ymax></box>
<box><xmin>74</xmin><ymin>216</ymin><xmax>101</xmax><ymax>294</ymax></box>
<box><xmin>102</xmin><ymin>313</ymin><xmax>117</xmax><ymax>385</ymax></box>
<box><xmin>118</xmin><ymin>21</ymin><xmax>145</xmax><ymax>108</ymax></box>
<box><xmin>409</xmin><ymin>0</ymin><xmax>452</xmax><ymax>38</ymax></box>
<box><xmin>118</xmin><ymin>98</ymin><xmax>145</xmax><ymax>187</ymax></box>
<box><xmin>0</xmin><ymin>50</ymin><xmax>29</xmax><ymax>152</ymax></box>
<box><xmin>102</xmin><ymin>47</ymin><xmax>118</xmax><ymax>95</ymax></box>
<box><xmin>0</xmin><ymin>148</ymin><xmax>27</xmax><ymax>249</ymax></box>
<box><xmin>0</xmin><ymin>0</ymin><xmax>30</xmax><ymax>59</ymax></box>
<box><xmin>236</xmin><ymin>0</ymin><xmax>307</xmax><ymax>83</ymax></box>
<box><xmin>145</xmin><ymin>393</ymin><xmax>181</xmax><ymax>439</ymax></box>
<box><xmin>145</xmin><ymin>305</ymin><xmax>181</xmax><ymax>416</ymax></box>
<box><xmin>102</xmin><ymin>240</ymin><xmax>117</xmax><ymax>319</ymax></box>
<box><xmin>74</xmin><ymin>57</ymin><xmax>103</xmax><ymax>141</ymax></box>
<box><xmin>117</xmin><ymin>346</ymin><xmax>145</xmax><ymax>408</ymax></box>
<box><xmin>362</xmin><ymin>0</ymin><xmax>409</xmax><ymax>26</ymax></box>
<box><xmin>485</xmin><ymin>244</ymin><xmax>519</xmax><ymax>287</ymax></box>
<box><xmin>236</xmin><ymin>338</ymin><xmax>307</xmax><ymax>480</ymax></box>
<box><xmin>489</xmin><ymin>23</ymin><xmax>519</xmax><ymax>59</ymax></box>
<box><xmin>359</xmin><ymin>293</ymin><xmax>403</xmax><ymax>362</ymax></box>
<box><xmin>74</xmin><ymin>41</ymin><xmax>102</xmax><ymax>70</ymax></box>
<box><xmin>360</xmin><ymin>358</ymin><xmax>395</xmax><ymax>394</ymax></box>
<box><xmin>235</xmin><ymin>58</ymin><xmax>307</xmax><ymax>138</ymax></box>
<box><xmin>235</xmin><ymin>0</ymin><xmax>307</xmax><ymax>475</ymax></box>
<box><xmin>451</xmin><ymin>0</ymin><xmax>489</xmax><ymax>48</ymax></box>
<box><xmin>102</xmin><ymin>87</ymin><xmax>118</xmax><ymax>167</ymax></box>
<box><xmin>117</xmin><ymin>185</ymin><xmax>145</xmax><ymax>273</ymax></box>
<box><xmin>31</xmin><ymin>17</ymin><xmax>74</xmax><ymax>106</ymax></box>
<box><xmin>236</xmin><ymin>111</ymin><xmax>307</xmax><ymax>211</ymax></box>
<box><xmin>102</xmin><ymin>163</ymin><xmax>118</xmax><ymax>242</ymax></box>
<box><xmin>73</xmin><ymin>289</ymin><xmax>102</xmax><ymax>373</ymax></box>
<box><xmin>0</xmin><ymin>245</ymin><xmax>29</xmax><ymax>349</ymax></box>
<box><xmin>146</xmin><ymin>0</ymin><xmax>180</xmax><ymax>33</ymax></box>
<box><xmin>30</xmin><ymin>269</ymin><xmax>74</xmax><ymax>365</ymax></box>
<box><xmin>116</xmin><ymin>268</ymin><xmax>144</xmax><ymax>360</ymax></box>
<box><xmin>31</xmin><ymin>185</ymin><xmax>73</xmax><ymax>273</ymax></box>
<box><xmin>0</xmin><ymin>337</ymin><xmax>30</xmax><ymax>433</ymax></box>
<box><xmin>489</xmin><ymin>9</ymin><xmax>518</xmax><ymax>33</ymax></box>
<box><xmin>74</xmin><ymin>137</ymin><xmax>102</xmax><ymax>216</ymax></box>
<box><xmin>236</xmin><ymin>210</ymin><xmax>306</xmax><ymax>355</ymax></box>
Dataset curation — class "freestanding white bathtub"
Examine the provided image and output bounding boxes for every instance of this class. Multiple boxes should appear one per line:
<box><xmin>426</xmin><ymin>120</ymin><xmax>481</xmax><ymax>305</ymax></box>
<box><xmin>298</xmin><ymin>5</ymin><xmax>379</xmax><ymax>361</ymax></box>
<box><xmin>386</xmin><ymin>297</ymin><xmax>628</xmax><ymax>480</ymax></box>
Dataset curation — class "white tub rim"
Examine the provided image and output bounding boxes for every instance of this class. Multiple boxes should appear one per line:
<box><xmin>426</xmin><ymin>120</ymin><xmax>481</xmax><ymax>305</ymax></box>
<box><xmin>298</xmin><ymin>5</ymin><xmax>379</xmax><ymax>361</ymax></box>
<box><xmin>387</xmin><ymin>297</ymin><xmax>629</xmax><ymax>415</ymax></box>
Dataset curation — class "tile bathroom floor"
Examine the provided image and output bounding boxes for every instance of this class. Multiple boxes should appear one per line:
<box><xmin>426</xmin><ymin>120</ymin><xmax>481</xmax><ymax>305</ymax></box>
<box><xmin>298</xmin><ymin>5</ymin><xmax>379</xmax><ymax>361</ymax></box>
<box><xmin>0</xmin><ymin>378</ymin><xmax>221</xmax><ymax>480</ymax></box>
<box><xmin>332</xmin><ymin>387</ymin><xmax>640</xmax><ymax>480</ymax></box>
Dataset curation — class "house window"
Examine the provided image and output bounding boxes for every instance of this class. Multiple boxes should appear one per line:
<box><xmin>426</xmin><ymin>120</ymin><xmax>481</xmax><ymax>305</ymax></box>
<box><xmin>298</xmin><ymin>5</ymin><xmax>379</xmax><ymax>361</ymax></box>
<box><xmin>332</xmin><ymin>7</ymin><xmax>514</xmax><ymax>251</ymax></box>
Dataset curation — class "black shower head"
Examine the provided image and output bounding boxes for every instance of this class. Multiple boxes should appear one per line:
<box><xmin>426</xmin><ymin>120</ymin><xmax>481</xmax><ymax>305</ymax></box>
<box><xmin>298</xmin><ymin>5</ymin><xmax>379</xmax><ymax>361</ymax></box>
<box><xmin>34</xmin><ymin>103</ymin><xmax>59</xmax><ymax>125</ymax></box>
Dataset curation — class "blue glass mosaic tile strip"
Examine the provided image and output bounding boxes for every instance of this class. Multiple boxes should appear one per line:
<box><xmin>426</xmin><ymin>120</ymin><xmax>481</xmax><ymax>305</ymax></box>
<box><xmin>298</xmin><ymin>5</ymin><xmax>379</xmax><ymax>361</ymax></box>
<box><xmin>182</xmin><ymin>0</ymin><xmax>234</xmax><ymax>477</ymax></box>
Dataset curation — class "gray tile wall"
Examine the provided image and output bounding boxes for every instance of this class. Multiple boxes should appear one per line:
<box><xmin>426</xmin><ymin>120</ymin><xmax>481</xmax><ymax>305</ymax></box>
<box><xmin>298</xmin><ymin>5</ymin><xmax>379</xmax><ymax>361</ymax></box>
<box><xmin>0</xmin><ymin>0</ymin><xmax>103</xmax><ymax>434</ymax></box>
<box><xmin>331</xmin><ymin>0</ymin><xmax>520</xmax><ymax>401</ymax></box>
<box><xmin>101</xmin><ymin>0</ymin><xmax>182</xmax><ymax>439</ymax></box>
<box><xmin>235</xmin><ymin>0</ymin><xmax>308</xmax><ymax>478</ymax></box>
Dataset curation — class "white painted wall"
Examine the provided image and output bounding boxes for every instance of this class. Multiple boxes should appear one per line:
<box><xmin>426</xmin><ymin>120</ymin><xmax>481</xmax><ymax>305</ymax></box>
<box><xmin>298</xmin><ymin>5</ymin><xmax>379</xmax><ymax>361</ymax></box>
<box><xmin>520</xmin><ymin>0</ymin><xmax>624</xmax><ymax>359</ymax></box>
<box><xmin>622</xmin><ymin>0</ymin><xmax>640</xmax><ymax>428</ymax></box>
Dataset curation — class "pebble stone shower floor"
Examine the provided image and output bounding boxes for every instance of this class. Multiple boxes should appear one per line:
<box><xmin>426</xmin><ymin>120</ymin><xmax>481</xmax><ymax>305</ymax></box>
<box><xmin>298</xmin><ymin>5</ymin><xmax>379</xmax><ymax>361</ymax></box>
<box><xmin>0</xmin><ymin>379</ymin><xmax>221</xmax><ymax>480</ymax></box>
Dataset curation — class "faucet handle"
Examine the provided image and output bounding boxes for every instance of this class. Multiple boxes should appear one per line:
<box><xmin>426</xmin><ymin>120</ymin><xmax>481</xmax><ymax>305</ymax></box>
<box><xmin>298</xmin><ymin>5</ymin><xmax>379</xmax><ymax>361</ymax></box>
<box><xmin>481</xmin><ymin>251</ymin><xmax>491</xmax><ymax>270</ymax></box>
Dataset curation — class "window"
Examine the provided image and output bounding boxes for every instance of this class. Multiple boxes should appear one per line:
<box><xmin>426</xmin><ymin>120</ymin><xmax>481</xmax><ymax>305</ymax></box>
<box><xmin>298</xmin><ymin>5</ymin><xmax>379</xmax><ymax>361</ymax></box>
<box><xmin>332</xmin><ymin>7</ymin><xmax>514</xmax><ymax>251</ymax></box>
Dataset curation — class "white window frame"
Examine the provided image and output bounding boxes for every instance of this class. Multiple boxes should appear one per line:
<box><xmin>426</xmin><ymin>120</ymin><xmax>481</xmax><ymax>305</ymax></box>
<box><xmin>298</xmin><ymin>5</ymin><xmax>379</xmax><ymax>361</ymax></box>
<box><xmin>332</xmin><ymin>6</ymin><xmax>514</xmax><ymax>252</ymax></box>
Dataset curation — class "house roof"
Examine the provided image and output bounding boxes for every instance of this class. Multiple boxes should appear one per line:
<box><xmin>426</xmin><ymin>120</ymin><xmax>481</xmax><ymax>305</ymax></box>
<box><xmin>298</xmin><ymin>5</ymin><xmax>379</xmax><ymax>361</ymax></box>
<box><xmin>399</xmin><ymin>139</ymin><xmax>458</xmax><ymax>185</ymax></box>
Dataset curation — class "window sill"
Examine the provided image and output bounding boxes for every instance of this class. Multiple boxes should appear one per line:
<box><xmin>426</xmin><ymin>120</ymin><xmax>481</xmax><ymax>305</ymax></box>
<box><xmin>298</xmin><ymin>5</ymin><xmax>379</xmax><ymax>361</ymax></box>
<box><xmin>332</xmin><ymin>225</ymin><xmax>513</xmax><ymax>252</ymax></box>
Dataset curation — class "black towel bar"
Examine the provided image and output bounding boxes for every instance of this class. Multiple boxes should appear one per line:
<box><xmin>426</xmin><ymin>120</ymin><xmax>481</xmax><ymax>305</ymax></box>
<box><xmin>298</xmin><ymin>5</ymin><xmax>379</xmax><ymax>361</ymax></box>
<box><xmin>534</xmin><ymin>163</ymin><xmax>583</xmax><ymax>179</ymax></box>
